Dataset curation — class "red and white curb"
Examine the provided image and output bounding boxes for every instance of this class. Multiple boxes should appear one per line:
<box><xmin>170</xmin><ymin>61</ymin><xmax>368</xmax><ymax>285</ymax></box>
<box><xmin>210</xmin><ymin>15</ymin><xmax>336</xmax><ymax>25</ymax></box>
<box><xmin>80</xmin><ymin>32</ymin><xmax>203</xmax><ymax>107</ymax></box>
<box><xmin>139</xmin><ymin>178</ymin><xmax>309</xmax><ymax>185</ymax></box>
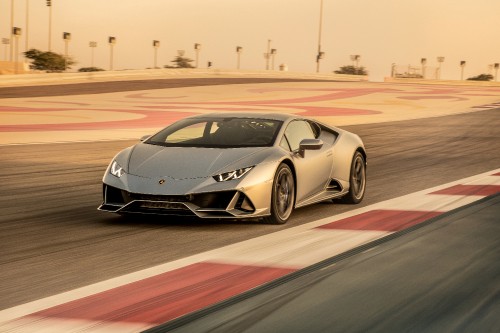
<box><xmin>1</xmin><ymin>169</ymin><xmax>499</xmax><ymax>332</ymax></box>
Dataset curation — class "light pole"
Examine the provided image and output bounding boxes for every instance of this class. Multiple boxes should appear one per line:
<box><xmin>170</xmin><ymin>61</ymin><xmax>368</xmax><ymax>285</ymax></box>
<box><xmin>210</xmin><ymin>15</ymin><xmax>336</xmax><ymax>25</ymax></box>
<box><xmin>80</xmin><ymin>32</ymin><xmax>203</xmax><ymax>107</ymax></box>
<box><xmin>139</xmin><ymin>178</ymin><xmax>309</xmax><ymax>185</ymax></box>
<box><xmin>25</xmin><ymin>0</ymin><xmax>30</xmax><ymax>55</ymax></box>
<box><xmin>63</xmin><ymin>32</ymin><xmax>70</xmax><ymax>70</ymax></box>
<box><xmin>264</xmin><ymin>39</ymin><xmax>271</xmax><ymax>70</ymax></box>
<box><xmin>108</xmin><ymin>36</ymin><xmax>116</xmax><ymax>70</ymax></box>
<box><xmin>316</xmin><ymin>52</ymin><xmax>325</xmax><ymax>72</ymax></box>
<box><xmin>421</xmin><ymin>58</ymin><xmax>427</xmax><ymax>78</ymax></box>
<box><xmin>236</xmin><ymin>46</ymin><xmax>243</xmax><ymax>69</ymax></box>
<box><xmin>494</xmin><ymin>63</ymin><xmax>499</xmax><ymax>82</ymax></box>
<box><xmin>153</xmin><ymin>40</ymin><xmax>160</xmax><ymax>68</ymax></box>
<box><xmin>350</xmin><ymin>55</ymin><xmax>360</xmax><ymax>68</ymax></box>
<box><xmin>2</xmin><ymin>38</ymin><xmax>9</xmax><ymax>61</ymax></box>
<box><xmin>460</xmin><ymin>61</ymin><xmax>466</xmax><ymax>80</ymax></box>
<box><xmin>436</xmin><ymin>56</ymin><xmax>445</xmax><ymax>79</ymax></box>
<box><xmin>194</xmin><ymin>43</ymin><xmax>201</xmax><ymax>68</ymax></box>
<box><xmin>46</xmin><ymin>0</ymin><xmax>53</xmax><ymax>51</ymax></box>
<box><xmin>13</xmin><ymin>27</ymin><xmax>21</xmax><ymax>74</ymax></box>
<box><xmin>270</xmin><ymin>48</ymin><xmax>277</xmax><ymax>70</ymax></box>
<box><xmin>9</xmin><ymin>0</ymin><xmax>14</xmax><ymax>61</ymax></box>
<box><xmin>89</xmin><ymin>41</ymin><xmax>97</xmax><ymax>67</ymax></box>
<box><xmin>316</xmin><ymin>0</ymin><xmax>324</xmax><ymax>73</ymax></box>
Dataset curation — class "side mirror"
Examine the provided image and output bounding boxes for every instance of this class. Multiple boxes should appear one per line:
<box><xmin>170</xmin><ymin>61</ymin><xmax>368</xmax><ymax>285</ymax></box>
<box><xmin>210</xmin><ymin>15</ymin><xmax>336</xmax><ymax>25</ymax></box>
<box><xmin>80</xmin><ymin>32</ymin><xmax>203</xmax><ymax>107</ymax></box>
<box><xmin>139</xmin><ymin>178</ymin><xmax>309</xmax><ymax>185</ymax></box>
<box><xmin>140</xmin><ymin>135</ymin><xmax>151</xmax><ymax>142</ymax></box>
<box><xmin>298</xmin><ymin>139</ymin><xmax>323</xmax><ymax>157</ymax></box>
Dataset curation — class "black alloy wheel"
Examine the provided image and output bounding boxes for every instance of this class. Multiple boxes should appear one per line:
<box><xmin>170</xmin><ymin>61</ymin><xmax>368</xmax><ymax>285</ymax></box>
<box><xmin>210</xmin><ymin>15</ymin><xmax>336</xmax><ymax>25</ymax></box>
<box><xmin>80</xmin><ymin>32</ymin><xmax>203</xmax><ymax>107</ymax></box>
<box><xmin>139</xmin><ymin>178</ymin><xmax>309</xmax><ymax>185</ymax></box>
<box><xmin>265</xmin><ymin>163</ymin><xmax>295</xmax><ymax>224</ymax></box>
<box><xmin>342</xmin><ymin>151</ymin><xmax>366</xmax><ymax>204</ymax></box>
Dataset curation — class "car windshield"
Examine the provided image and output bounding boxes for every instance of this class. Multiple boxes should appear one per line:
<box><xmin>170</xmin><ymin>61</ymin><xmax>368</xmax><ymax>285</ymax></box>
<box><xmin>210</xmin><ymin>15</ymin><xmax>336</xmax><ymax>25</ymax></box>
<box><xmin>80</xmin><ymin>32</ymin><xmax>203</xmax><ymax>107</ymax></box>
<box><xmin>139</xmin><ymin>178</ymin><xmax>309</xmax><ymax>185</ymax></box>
<box><xmin>145</xmin><ymin>117</ymin><xmax>283</xmax><ymax>148</ymax></box>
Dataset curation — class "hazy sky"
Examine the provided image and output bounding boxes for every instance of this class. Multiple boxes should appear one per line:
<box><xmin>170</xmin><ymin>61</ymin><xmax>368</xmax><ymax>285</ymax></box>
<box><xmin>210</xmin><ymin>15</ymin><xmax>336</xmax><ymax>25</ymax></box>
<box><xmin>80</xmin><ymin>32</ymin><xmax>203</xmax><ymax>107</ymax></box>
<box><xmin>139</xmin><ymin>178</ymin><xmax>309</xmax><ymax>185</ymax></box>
<box><xmin>1</xmin><ymin>0</ymin><xmax>499</xmax><ymax>81</ymax></box>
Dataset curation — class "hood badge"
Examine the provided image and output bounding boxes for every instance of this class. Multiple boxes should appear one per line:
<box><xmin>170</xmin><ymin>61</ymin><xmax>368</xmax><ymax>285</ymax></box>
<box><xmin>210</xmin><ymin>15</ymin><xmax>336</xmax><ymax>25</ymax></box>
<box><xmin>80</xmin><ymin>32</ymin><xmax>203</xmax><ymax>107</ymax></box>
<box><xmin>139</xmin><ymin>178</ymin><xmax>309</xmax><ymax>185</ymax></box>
<box><xmin>158</xmin><ymin>179</ymin><xmax>166</xmax><ymax>185</ymax></box>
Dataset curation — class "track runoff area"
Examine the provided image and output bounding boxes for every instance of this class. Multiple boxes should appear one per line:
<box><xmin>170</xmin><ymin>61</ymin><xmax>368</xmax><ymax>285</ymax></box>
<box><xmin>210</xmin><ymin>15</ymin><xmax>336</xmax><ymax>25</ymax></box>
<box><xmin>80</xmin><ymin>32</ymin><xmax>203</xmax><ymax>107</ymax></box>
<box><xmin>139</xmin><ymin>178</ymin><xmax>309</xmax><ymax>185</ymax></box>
<box><xmin>1</xmin><ymin>78</ymin><xmax>499</xmax><ymax>332</ymax></box>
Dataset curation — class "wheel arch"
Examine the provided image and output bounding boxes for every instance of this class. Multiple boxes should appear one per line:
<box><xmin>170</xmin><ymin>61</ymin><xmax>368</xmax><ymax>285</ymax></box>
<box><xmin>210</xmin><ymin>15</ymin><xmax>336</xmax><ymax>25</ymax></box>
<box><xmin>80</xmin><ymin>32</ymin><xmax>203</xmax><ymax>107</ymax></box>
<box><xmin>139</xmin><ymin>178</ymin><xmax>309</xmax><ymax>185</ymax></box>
<box><xmin>356</xmin><ymin>147</ymin><xmax>367</xmax><ymax>166</ymax></box>
<box><xmin>280</xmin><ymin>158</ymin><xmax>297</xmax><ymax>206</ymax></box>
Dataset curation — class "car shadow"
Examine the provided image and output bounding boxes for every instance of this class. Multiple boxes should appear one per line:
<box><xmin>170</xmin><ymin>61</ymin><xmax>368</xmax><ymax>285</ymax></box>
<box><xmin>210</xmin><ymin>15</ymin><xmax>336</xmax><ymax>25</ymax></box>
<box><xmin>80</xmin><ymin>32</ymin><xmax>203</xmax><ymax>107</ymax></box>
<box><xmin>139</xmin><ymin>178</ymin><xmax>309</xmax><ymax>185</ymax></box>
<box><xmin>100</xmin><ymin>213</ymin><xmax>267</xmax><ymax>228</ymax></box>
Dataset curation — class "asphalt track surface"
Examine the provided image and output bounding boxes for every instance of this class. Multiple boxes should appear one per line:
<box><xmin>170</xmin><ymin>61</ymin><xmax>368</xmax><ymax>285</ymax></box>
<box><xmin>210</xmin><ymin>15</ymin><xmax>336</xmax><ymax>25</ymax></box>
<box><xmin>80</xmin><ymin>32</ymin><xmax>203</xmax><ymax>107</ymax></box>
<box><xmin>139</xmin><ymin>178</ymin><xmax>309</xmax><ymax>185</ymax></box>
<box><xmin>0</xmin><ymin>77</ymin><xmax>336</xmax><ymax>98</ymax></box>
<box><xmin>1</xmin><ymin>79</ymin><xmax>500</xmax><ymax>313</ymax></box>
<box><xmin>157</xmin><ymin>194</ymin><xmax>500</xmax><ymax>333</ymax></box>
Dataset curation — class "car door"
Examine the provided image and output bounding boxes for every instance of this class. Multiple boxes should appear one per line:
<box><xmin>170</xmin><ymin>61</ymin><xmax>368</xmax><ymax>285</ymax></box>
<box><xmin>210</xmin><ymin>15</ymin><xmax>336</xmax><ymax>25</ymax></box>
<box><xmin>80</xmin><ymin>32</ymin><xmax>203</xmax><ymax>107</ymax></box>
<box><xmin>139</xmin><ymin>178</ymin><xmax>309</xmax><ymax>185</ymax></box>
<box><xmin>282</xmin><ymin>120</ymin><xmax>333</xmax><ymax>203</ymax></box>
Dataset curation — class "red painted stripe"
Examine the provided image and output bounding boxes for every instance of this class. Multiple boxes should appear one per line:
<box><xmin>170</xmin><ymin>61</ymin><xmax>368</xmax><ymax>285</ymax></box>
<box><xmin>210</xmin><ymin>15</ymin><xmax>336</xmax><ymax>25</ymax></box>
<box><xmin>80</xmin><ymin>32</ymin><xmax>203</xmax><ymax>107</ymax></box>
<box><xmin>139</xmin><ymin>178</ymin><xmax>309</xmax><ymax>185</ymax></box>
<box><xmin>27</xmin><ymin>262</ymin><xmax>295</xmax><ymax>324</ymax></box>
<box><xmin>492</xmin><ymin>172</ymin><xmax>500</xmax><ymax>176</ymax></box>
<box><xmin>430</xmin><ymin>185</ymin><xmax>500</xmax><ymax>196</ymax></box>
<box><xmin>317</xmin><ymin>210</ymin><xmax>442</xmax><ymax>232</ymax></box>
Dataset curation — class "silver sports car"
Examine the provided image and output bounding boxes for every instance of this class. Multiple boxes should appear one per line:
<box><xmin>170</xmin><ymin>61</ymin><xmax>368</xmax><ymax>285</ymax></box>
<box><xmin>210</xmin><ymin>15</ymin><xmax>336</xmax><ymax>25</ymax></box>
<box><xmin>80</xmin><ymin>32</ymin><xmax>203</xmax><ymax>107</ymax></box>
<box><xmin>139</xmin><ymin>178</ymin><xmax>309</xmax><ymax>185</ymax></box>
<box><xmin>99</xmin><ymin>113</ymin><xmax>366</xmax><ymax>224</ymax></box>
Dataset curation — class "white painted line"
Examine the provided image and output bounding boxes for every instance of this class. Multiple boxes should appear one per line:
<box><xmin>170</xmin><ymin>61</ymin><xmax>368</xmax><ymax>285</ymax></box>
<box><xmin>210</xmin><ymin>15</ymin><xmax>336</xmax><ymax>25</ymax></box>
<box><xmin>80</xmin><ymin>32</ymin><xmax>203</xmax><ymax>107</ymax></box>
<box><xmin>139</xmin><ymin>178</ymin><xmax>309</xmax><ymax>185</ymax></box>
<box><xmin>0</xmin><ymin>317</ymin><xmax>148</xmax><ymax>333</ymax></box>
<box><xmin>376</xmin><ymin>193</ymin><xmax>481</xmax><ymax>212</ymax></box>
<box><xmin>465</xmin><ymin>175</ymin><xmax>500</xmax><ymax>186</ymax></box>
<box><xmin>209</xmin><ymin>229</ymin><xmax>388</xmax><ymax>268</ymax></box>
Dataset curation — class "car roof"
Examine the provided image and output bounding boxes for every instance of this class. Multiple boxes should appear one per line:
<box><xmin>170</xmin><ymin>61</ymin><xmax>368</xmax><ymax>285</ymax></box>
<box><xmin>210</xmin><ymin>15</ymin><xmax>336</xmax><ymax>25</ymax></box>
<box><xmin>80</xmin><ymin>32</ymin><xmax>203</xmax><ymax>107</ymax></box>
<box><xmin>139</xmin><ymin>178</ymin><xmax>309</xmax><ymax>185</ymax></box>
<box><xmin>189</xmin><ymin>112</ymin><xmax>298</xmax><ymax>122</ymax></box>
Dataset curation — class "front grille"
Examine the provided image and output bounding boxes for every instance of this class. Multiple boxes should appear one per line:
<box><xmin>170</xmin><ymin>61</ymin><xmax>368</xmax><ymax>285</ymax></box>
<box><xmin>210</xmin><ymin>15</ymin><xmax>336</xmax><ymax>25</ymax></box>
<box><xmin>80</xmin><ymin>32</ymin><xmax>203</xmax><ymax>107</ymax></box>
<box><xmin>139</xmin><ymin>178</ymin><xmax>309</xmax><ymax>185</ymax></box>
<box><xmin>127</xmin><ymin>193</ymin><xmax>191</xmax><ymax>203</ymax></box>
<box><xmin>120</xmin><ymin>201</ymin><xmax>195</xmax><ymax>216</ymax></box>
<box><xmin>103</xmin><ymin>185</ymin><xmax>242</xmax><ymax>216</ymax></box>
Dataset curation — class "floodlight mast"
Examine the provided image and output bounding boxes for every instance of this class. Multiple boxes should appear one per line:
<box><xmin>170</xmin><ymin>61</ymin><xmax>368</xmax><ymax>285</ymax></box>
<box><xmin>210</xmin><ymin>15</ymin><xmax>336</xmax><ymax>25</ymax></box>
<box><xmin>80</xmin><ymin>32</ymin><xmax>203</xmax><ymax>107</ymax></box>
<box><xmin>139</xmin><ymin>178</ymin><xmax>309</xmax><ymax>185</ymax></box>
<box><xmin>421</xmin><ymin>58</ymin><xmax>427</xmax><ymax>78</ymax></box>
<box><xmin>153</xmin><ymin>40</ymin><xmax>160</xmax><ymax>68</ymax></box>
<box><xmin>265</xmin><ymin>39</ymin><xmax>271</xmax><ymax>70</ymax></box>
<box><xmin>437</xmin><ymin>56</ymin><xmax>445</xmax><ymax>79</ymax></box>
<box><xmin>13</xmin><ymin>27</ymin><xmax>21</xmax><ymax>74</ymax></box>
<box><xmin>108</xmin><ymin>36</ymin><xmax>116</xmax><ymax>70</ymax></box>
<box><xmin>194</xmin><ymin>43</ymin><xmax>201</xmax><ymax>68</ymax></box>
<box><xmin>10</xmin><ymin>0</ymin><xmax>14</xmax><ymax>61</ymax></box>
<box><xmin>236</xmin><ymin>46</ymin><xmax>243</xmax><ymax>69</ymax></box>
<box><xmin>316</xmin><ymin>0</ymin><xmax>324</xmax><ymax>73</ymax></box>
<box><xmin>63</xmin><ymin>32</ymin><xmax>71</xmax><ymax>71</ymax></box>
<box><xmin>271</xmin><ymin>48</ymin><xmax>277</xmax><ymax>70</ymax></box>
<box><xmin>47</xmin><ymin>0</ymin><xmax>53</xmax><ymax>51</ymax></box>
<box><xmin>25</xmin><ymin>0</ymin><xmax>30</xmax><ymax>55</ymax></box>
<box><xmin>89</xmin><ymin>41</ymin><xmax>97</xmax><ymax>67</ymax></box>
<box><xmin>460</xmin><ymin>61</ymin><xmax>466</xmax><ymax>80</ymax></box>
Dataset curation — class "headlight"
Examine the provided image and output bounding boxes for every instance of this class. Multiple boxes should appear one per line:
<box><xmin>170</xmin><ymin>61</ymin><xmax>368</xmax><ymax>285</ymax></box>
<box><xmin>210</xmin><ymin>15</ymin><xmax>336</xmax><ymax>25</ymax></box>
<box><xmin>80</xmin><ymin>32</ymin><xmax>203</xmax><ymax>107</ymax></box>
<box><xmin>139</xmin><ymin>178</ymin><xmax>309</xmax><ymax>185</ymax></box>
<box><xmin>110</xmin><ymin>161</ymin><xmax>125</xmax><ymax>178</ymax></box>
<box><xmin>213</xmin><ymin>167</ymin><xmax>253</xmax><ymax>182</ymax></box>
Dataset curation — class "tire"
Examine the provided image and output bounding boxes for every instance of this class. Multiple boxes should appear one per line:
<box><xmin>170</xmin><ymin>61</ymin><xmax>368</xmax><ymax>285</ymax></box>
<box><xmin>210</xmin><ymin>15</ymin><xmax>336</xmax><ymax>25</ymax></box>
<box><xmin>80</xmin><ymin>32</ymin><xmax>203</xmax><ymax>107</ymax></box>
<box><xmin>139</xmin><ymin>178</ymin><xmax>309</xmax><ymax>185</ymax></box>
<box><xmin>342</xmin><ymin>151</ymin><xmax>366</xmax><ymax>204</ymax></box>
<box><xmin>264</xmin><ymin>163</ymin><xmax>295</xmax><ymax>224</ymax></box>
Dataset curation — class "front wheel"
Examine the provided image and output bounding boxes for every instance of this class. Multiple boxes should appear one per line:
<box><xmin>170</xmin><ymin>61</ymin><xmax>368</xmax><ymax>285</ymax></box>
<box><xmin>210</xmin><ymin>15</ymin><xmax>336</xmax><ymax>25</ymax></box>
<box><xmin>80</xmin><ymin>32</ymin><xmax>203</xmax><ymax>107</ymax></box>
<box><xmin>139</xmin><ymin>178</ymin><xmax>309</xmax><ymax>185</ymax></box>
<box><xmin>264</xmin><ymin>163</ymin><xmax>295</xmax><ymax>224</ymax></box>
<box><xmin>342</xmin><ymin>151</ymin><xmax>366</xmax><ymax>204</ymax></box>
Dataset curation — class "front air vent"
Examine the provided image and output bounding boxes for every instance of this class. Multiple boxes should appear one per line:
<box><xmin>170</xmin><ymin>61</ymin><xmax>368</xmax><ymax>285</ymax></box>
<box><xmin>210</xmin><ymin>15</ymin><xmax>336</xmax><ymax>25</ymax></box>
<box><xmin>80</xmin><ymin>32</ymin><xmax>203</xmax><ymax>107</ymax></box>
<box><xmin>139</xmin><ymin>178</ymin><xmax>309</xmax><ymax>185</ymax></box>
<box><xmin>235</xmin><ymin>193</ymin><xmax>256</xmax><ymax>212</ymax></box>
<box><xmin>104</xmin><ymin>185</ymin><xmax>126</xmax><ymax>204</ymax></box>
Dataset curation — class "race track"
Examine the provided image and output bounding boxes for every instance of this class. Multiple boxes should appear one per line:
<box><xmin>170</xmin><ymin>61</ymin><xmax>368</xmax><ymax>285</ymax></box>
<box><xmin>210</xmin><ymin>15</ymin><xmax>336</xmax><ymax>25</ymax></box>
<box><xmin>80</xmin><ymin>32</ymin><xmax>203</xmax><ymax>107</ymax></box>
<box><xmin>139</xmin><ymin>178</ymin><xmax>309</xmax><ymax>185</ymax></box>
<box><xmin>0</xmin><ymin>106</ymin><xmax>500</xmax><ymax>309</ymax></box>
<box><xmin>1</xmin><ymin>106</ymin><xmax>499</xmax><ymax>310</ymax></box>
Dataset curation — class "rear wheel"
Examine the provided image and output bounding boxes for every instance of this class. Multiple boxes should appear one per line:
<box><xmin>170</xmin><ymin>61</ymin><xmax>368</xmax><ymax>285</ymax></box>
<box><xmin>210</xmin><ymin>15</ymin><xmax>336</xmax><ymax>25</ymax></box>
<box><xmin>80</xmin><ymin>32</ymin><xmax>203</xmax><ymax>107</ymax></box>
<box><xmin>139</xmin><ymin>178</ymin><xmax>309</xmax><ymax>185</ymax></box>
<box><xmin>264</xmin><ymin>163</ymin><xmax>295</xmax><ymax>224</ymax></box>
<box><xmin>342</xmin><ymin>151</ymin><xmax>366</xmax><ymax>204</ymax></box>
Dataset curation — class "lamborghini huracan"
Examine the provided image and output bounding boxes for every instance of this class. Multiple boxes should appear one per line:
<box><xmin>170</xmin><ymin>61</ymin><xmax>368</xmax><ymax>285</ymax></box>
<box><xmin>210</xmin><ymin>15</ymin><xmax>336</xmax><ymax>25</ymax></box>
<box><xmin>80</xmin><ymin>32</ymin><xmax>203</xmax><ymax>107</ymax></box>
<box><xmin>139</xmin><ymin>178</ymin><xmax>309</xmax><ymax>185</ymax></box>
<box><xmin>98</xmin><ymin>113</ymin><xmax>366</xmax><ymax>224</ymax></box>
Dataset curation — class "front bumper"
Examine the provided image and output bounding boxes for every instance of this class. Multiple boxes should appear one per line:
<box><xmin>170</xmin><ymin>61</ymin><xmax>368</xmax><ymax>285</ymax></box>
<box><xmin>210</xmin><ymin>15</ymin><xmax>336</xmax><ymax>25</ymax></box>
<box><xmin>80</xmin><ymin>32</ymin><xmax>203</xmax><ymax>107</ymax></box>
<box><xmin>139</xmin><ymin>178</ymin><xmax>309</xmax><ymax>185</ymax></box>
<box><xmin>98</xmin><ymin>184</ymin><xmax>262</xmax><ymax>218</ymax></box>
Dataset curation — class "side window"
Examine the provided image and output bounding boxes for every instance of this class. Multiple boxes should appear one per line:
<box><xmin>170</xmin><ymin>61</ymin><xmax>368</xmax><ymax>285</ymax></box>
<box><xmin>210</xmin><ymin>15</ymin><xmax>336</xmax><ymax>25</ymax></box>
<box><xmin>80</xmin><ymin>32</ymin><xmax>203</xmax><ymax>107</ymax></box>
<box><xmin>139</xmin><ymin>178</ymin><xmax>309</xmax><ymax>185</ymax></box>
<box><xmin>280</xmin><ymin>136</ymin><xmax>291</xmax><ymax>151</ymax></box>
<box><xmin>284</xmin><ymin>120</ymin><xmax>316</xmax><ymax>151</ymax></box>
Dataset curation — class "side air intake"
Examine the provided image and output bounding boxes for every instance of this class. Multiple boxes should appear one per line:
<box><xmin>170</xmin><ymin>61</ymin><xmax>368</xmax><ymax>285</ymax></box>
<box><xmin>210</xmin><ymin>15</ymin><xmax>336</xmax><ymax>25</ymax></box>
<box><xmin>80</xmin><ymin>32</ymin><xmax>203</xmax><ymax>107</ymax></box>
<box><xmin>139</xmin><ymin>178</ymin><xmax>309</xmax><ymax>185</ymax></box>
<box><xmin>326</xmin><ymin>179</ymin><xmax>342</xmax><ymax>192</ymax></box>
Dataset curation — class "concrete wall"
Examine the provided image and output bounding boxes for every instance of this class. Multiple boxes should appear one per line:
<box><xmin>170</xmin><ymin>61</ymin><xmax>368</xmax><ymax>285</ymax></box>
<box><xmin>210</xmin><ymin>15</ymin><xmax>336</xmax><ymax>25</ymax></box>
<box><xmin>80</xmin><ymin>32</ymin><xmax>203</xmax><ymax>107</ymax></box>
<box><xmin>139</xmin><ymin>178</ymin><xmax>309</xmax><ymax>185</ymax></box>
<box><xmin>0</xmin><ymin>68</ymin><xmax>368</xmax><ymax>87</ymax></box>
<box><xmin>0</xmin><ymin>61</ymin><xmax>30</xmax><ymax>75</ymax></box>
<box><xmin>384</xmin><ymin>76</ymin><xmax>500</xmax><ymax>87</ymax></box>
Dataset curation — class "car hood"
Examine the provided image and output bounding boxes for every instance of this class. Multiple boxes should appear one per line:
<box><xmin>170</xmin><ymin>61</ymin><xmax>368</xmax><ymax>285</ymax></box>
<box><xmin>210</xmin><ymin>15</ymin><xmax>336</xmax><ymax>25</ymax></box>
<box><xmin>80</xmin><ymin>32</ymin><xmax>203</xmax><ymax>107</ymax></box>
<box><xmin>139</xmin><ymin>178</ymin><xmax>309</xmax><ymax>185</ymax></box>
<box><xmin>127</xmin><ymin>143</ymin><xmax>270</xmax><ymax>179</ymax></box>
